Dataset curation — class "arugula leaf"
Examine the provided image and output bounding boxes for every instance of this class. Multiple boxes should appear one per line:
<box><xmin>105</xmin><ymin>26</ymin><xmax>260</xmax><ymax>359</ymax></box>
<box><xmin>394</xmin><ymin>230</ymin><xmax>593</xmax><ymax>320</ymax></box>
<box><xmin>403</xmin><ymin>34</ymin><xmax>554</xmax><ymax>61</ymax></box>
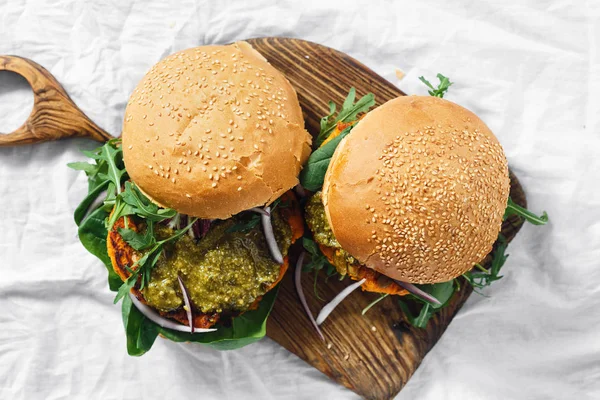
<box><xmin>113</xmin><ymin>217</ymin><xmax>198</xmax><ymax>303</ymax></box>
<box><xmin>226</xmin><ymin>213</ymin><xmax>260</xmax><ymax>233</ymax></box>
<box><xmin>504</xmin><ymin>197</ymin><xmax>548</xmax><ymax>225</ymax></box>
<box><xmin>118</xmin><ymin>223</ymin><xmax>156</xmax><ymax>251</ymax></box>
<box><xmin>398</xmin><ymin>280</ymin><xmax>456</xmax><ymax>328</ymax></box>
<box><xmin>397</xmin><ymin>280</ymin><xmax>457</xmax><ymax>328</ymax></box>
<box><xmin>300</xmin><ymin>126</ymin><xmax>353</xmax><ymax>191</ymax></box>
<box><xmin>302</xmin><ymin>237</ymin><xmax>337</xmax><ymax>300</ymax></box>
<box><xmin>67</xmin><ymin>161</ymin><xmax>98</xmax><ymax>174</ymax></box>
<box><xmin>107</xmin><ymin>181</ymin><xmax>176</xmax><ymax>230</ymax></box>
<box><xmin>362</xmin><ymin>293</ymin><xmax>389</xmax><ymax>315</ymax></box>
<box><xmin>314</xmin><ymin>88</ymin><xmax>375</xmax><ymax>148</ymax></box>
<box><xmin>120</xmin><ymin>182</ymin><xmax>177</xmax><ymax>221</ymax></box>
<box><xmin>463</xmin><ymin>235</ymin><xmax>509</xmax><ymax>290</ymax></box>
<box><xmin>100</xmin><ymin>139</ymin><xmax>127</xmax><ymax>195</ymax></box>
<box><xmin>419</xmin><ymin>73</ymin><xmax>453</xmax><ymax>98</ymax></box>
<box><xmin>114</xmin><ymin>275</ymin><xmax>137</xmax><ymax>304</ymax></box>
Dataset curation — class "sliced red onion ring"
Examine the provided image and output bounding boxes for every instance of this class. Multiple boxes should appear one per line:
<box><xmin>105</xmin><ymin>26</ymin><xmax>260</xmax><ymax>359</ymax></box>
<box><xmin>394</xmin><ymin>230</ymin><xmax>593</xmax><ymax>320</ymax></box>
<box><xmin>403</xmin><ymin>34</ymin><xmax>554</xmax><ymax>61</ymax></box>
<box><xmin>179</xmin><ymin>214</ymin><xmax>188</xmax><ymax>230</ymax></box>
<box><xmin>128</xmin><ymin>294</ymin><xmax>216</xmax><ymax>333</ymax></box>
<box><xmin>316</xmin><ymin>278</ymin><xmax>366</xmax><ymax>326</ymax></box>
<box><xmin>393</xmin><ymin>280</ymin><xmax>441</xmax><ymax>305</ymax></box>
<box><xmin>177</xmin><ymin>275</ymin><xmax>194</xmax><ymax>333</ymax></box>
<box><xmin>294</xmin><ymin>184</ymin><xmax>307</xmax><ymax>198</ymax></box>
<box><xmin>199</xmin><ymin>219</ymin><xmax>212</xmax><ymax>237</ymax></box>
<box><xmin>84</xmin><ymin>189</ymin><xmax>108</xmax><ymax>220</ymax></box>
<box><xmin>294</xmin><ymin>252</ymin><xmax>324</xmax><ymax>341</ymax></box>
<box><xmin>261</xmin><ymin>206</ymin><xmax>284</xmax><ymax>264</ymax></box>
<box><xmin>250</xmin><ymin>207</ymin><xmax>270</xmax><ymax>216</ymax></box>
<box><xmin>167</xmin><ymin>214</ymin><xmax>181</xmax><ymax>230</ymax></box>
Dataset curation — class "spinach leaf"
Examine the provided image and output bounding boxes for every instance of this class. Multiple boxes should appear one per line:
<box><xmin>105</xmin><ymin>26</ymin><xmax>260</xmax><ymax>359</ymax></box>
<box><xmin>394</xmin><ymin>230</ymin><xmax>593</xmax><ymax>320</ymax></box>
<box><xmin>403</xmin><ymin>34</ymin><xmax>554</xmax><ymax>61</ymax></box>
<box><xmin>122</xmin><ymin>294</ymin><xmax>158</xmax><ymax>356</ymax></box>
<box><xmin>415</xmin><ymin>281</ymin><xmax>456</xmax><ymax>309</ymax></box>
<box><xmin>73</xmin><ymin>180</ymin><xmax>109</xmax><ymax>226</ymax></box>
<box><xmin>77</xmin><ymin>207</ymin><xmax>122</xmax><ymax>291</ymax></box>
<box><xmin>300</xmin><ymin>126</ymin><xmax>353</xmax><ymax>191</ymax></box>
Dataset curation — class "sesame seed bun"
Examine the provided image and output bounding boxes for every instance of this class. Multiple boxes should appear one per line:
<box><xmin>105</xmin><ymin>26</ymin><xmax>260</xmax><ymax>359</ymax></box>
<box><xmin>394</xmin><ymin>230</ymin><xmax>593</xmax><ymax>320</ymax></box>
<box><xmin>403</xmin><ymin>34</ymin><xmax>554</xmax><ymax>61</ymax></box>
<box><xmin>122</xmin><ymin>41</ymin><xmax>312</xmax><ymax>219</ymax></box>
<box><xmin>322</xmin><ymin>96</ymin><xmax>510</xmax><ymax>283</ymax></box>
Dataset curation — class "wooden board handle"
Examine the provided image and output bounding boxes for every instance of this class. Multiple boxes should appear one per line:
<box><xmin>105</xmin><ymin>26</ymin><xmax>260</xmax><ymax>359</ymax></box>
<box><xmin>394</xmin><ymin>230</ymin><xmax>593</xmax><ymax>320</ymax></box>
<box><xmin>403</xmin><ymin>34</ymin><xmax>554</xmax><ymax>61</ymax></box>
<box><xmin>0</xmin><ymin>55</ymin><xmax>114</xmax><ymax>146</ymax></box>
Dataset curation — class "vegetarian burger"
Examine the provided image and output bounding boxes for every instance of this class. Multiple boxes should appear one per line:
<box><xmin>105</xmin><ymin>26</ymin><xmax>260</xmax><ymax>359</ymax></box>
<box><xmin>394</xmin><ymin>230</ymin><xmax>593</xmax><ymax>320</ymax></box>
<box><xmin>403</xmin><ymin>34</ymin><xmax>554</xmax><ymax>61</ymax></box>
<box><xmin>304</xmin><ymin>95</ymin><xmax>510</xmax><ymax>297</ymax></box>
<box><xmin>76</xmin><ymin>41</ymin><xmax>311</xmax><ymax>345</ymax></box>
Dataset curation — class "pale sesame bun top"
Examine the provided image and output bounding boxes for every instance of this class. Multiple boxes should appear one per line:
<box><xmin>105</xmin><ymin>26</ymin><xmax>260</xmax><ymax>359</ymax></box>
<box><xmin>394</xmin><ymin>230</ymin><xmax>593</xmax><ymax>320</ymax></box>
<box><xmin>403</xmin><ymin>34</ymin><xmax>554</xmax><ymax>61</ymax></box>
<box><xmin>322</xmin><ymin>96</ymin><xmax>509</xmax><ymax>283</ymax></box>
<box><xmin>122</xmin><ymin>41</ymin><xmax>312</xmax><ymax>219</ymax></box>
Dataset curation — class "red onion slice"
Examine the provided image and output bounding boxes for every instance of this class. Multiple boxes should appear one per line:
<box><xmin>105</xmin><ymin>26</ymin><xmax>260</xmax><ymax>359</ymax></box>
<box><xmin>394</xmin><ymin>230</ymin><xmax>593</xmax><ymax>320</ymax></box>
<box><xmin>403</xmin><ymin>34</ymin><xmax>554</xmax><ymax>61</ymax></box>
<box><xmin>128</xmin><ymin>294</ymin><xmax>216</xmax><ymax>333</ymax></box>
<box><xmin>294</xmin><ymin>184</ymin><xmax>307</xmax><ymax>198</ymax></box>
<box><xmin>167</xmin><ymin>214</ymin><xmax>181</xmax><ymax>230</ymax></box>
<box><xmin>177</xmin><ymin>275</ymin><xmax>194</xmax><ymax>333</ymax></box>
<box><xmin>250</xmin><ymin>207</ymin><xmax>270</xmax><ymax>216</ymax></box>
<box><xmin>316</xmin><ymin>278</ymin><xmax>366</xmax><ymax>326</ymax></box>
<box><xmin>393</xmin><ymin>280</ymin><xmax>441</xmax><ymax>305</ymax></box>
<box><xmin>294</xmin><ymin>252</ymin><xmax>325</xmax><ymax>341</ymax></box>
<box><xmin>261</xmin><ymin>206</ymin><xmax>284</xmax><ymax>264</ymax></box>
<box><xmin>199</xmin><ymin>219</ymin><xmax>212</xmax><ymax>237</ymax></box>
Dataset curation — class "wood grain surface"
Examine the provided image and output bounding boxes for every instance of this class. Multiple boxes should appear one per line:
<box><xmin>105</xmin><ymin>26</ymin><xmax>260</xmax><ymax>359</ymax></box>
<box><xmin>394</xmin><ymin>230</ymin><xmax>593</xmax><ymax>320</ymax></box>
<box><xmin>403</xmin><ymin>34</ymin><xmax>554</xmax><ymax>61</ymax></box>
<box><xmin>1</xmin><ymin>38</ymin><xmax>526</xmax><ymax>399</ymax></box>
<box><xmin>246</xmin><ymin>37</ymin><xmax>526</xmax><ymax>400</ymax></box>
<box><xmin>0</xmin><ymin>55</ymin><xmax>112</xmax><ymax>146</ymax></box>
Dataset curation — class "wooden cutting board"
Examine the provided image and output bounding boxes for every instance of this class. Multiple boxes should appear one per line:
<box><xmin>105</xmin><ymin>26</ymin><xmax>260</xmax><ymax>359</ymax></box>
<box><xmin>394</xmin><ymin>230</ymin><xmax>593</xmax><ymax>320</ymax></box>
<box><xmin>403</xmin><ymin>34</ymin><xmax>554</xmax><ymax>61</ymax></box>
<box><xmin>0</xmin><ymin>37</ymin><xmax>526</xmax><ymax>400</ymax></box>
<box><xmin>246</xmin><ymin>37</ymin><xmax>526</xmax><ymax>400</ymax></box>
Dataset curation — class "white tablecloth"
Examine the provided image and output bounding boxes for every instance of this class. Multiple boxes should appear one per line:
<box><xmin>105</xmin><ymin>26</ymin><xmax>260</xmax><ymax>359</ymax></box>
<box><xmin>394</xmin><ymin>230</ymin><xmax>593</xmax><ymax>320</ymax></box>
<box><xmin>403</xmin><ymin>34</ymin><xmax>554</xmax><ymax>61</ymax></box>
<box><xmin>1</xmin><ymin>1</ymin><xmax>599</xmax><ymax>399</ymax></box>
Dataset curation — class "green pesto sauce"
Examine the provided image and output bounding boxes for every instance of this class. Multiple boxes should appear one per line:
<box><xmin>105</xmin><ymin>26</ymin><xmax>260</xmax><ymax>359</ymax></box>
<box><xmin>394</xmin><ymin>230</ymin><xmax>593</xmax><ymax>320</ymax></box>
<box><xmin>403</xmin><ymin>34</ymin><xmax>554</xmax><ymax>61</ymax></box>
<box><xmin>142</xmin><ymin>210</ymin><xmax>292</xmax><ymax>314</ymax></box>
<box><xmin>305</xmin><ymin>192</ymin><xmax>340</xmax><ymax>248</ymax></box>
<box><xmin>304</xmin><ymin>192</ymin><xmax>357</xmax><ymax>276</ymax></box>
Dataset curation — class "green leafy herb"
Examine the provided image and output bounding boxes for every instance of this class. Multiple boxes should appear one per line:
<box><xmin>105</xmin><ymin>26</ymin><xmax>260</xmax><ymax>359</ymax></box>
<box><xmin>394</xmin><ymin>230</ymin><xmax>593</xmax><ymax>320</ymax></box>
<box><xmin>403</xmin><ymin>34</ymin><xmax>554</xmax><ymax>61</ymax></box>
<box><xmin>98</xmin><ymin>141</ymin><xmax>127</xmax><ymax>195</ymax></box>
<box><xmin>315</xmin><ymin>88</ymin><xmax>375</xmax><ymax>148</ymax></box>
<box><xmin>226</xmin><ymin>213</ymin><xmax>261</xmax><ymax>233</ymax></box>
<box><xmin>118</xmin><ymin>222</ymin><xmax>156</xmax><ymax>251</ymax></box>
<box><xmin>107</xmin><ymin>182</ymin><xmax>177</xmax><ymax>230</ymax></box>
<box><xmin>362</xmin><ymin>294</ymin><xmax>389</xmax><ymax>315</ymax></box>
<box><xmin>113</xmin><ymin>217</ymin><xmax>198</xmax><ymax>304</ymax></box>
<box><xmin>397</xmin><ymin>280</ymin><xmax>457</xmax><ymax>328</ymax></box>
<box><xmin>463</xmin><ymin>235</ymin><xmax>509</xmax><ymax>291</ymax></box>
<box><xmin>504</xmin><ymin>197</ymin><xmax>548</xmax><ymax>225</ymax></box>
<box><xmin>419</xmin><ymin>73</ymin><xmax>453</xmax><ymax>98</ymax></box>
<box><xmin>77</xmin><ymin>207</ymin><xmax>122</xmax><ymax>291</ymax></box>
<box><xmin>121</xmin><ymin>294</ymin><xmax>159</xmax><ymax>356</ymax></box>
<box><xmin>300</xmin><ymin>126</ymin><xmax>353</xmax><ymax>191</ymax></box>
<box><xmin>302</xmin><ymin>237</ymin><xmax>337</xmax><ymax>300</ymax></box>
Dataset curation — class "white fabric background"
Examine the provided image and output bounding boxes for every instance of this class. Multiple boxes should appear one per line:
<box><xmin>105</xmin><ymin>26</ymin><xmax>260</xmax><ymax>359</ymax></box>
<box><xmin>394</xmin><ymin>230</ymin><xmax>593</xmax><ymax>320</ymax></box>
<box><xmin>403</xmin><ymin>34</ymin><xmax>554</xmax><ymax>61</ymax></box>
<box><xmin>1</xmin><ymin>1</ymin><xmax>599</xmax><ymax>399</ymax></box>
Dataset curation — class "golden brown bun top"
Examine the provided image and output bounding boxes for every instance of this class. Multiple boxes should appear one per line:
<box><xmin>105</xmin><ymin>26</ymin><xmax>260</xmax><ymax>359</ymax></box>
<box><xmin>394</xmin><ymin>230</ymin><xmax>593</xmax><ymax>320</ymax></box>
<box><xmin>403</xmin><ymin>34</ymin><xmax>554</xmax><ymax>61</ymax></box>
<box><xmin>122</xmin><ymin>41</ymin><xmax>312</xmax><ymax>219</ymax></box>
<box><xmin>322</xmin><ymin>96</ymin><xmax>510</xmax><ymax>283</ymax></box>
